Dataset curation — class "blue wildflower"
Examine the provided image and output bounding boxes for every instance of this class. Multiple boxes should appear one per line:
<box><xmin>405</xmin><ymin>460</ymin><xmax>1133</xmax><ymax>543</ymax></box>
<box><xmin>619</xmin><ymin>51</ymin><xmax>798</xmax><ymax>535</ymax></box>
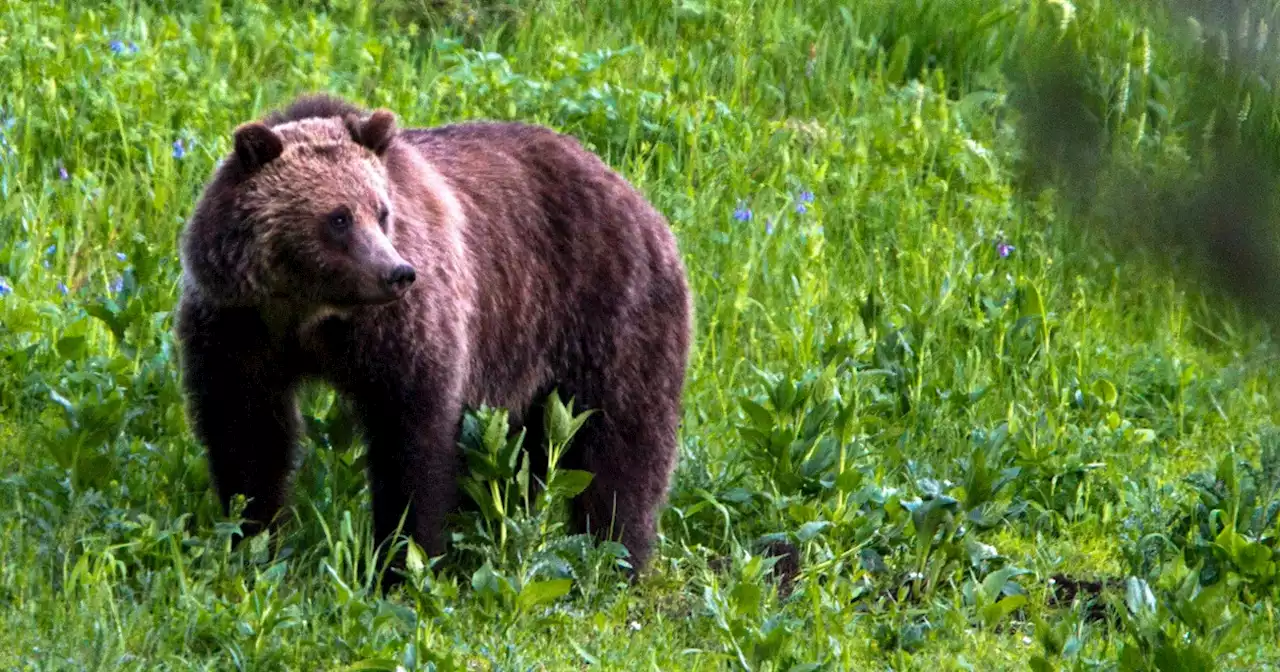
<box><xmin>733</xmin><ymin>201</ymin><xmax>752</xmax><ymax>222</ymax></box>
<box><xmin>110</xmin><ymin>276</ymin><xmax>123</xmax><ymax>294</ymax></box>
<box><xmin>0</xmin><ymin>277</ymin><xmax>10</xmax><ymax>296</ymax></box>
<box><xmin>997</xmin><ymin>242</ymin><xmax>1014</xmax><ymax>258</ymax></box>
<box><xmin>116</xmin><ymin>252</ymin><xmax>127</xmax><ymax>262</ymax></box>
<box><xmin>45</xmin><ymin>244</ymin><xmax>56</xmax><ymax>256</ymax></box>
<box><xmin>765</xmin><ymin>218</ymin><xmax>774</xmax><ymax>235</ymax></box>
<box><xmin>795</xmin><ymin>190</ymin><xmax>815</xmax><ymax>214</ymax></box>
<box><xmin>57</xmin><ymin>160</ymin><xmax>68</xmax><ymax>181</ymax></box>
<box><xmin>172</xmin><ymin>139</ymin><xmax>185</xmax><ymax>159</ymax></box>
<box><xmin>109</xmin><ymin>40</ymin><xmax>139</xmax><ymax>55</ymax></box>
<box><xmin>57</xmin><ymin>282</ymin><xmax>68</xmax><ymax>296</ymax></box>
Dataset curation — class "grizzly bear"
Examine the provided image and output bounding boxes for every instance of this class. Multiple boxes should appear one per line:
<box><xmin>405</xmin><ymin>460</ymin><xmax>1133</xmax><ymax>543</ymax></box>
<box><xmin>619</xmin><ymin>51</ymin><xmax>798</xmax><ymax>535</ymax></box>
<box><xmin>175</xmin><ymin>93</ymin><xmax>692</xmax><ymax>581</ymax></box>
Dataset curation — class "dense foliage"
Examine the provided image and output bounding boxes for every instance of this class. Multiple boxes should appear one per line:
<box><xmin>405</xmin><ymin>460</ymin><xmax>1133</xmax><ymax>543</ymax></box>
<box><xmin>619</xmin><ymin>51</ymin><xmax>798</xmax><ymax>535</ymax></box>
<box><xmin>6</xmin><ymin>0</ymin><xmax>1280</xmax><ymax>668</ymax></box>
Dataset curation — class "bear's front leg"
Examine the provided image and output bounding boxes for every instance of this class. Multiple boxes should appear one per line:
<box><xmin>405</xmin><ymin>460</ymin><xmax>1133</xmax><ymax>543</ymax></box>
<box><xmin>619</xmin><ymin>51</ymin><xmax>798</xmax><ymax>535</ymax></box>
<box><xmin>177</xmin><ymin>303</ymin><xmax>301</xmax><ymax>539</ymax></box>
<box><xmin>350</xmin><ymin>366</ymin><xmax>465</xmax><ymax>569</ymax></box>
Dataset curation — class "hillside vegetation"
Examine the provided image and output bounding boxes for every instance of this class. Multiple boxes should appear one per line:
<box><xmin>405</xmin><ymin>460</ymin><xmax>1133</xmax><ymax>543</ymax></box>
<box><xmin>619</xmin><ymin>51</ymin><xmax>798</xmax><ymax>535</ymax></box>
<box><xmin>6</xmin><ymin>0</ymin><xmax>1280</xmax><ymax>669</ymax></box>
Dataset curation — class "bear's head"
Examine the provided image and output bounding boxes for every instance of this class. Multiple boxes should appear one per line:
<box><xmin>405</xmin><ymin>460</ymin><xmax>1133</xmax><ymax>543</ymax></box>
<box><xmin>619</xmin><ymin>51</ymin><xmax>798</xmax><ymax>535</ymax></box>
<box><xmin>180</xmin><ymin>101</ymin><xmax>417</xmax><ymax>313</ymax></box>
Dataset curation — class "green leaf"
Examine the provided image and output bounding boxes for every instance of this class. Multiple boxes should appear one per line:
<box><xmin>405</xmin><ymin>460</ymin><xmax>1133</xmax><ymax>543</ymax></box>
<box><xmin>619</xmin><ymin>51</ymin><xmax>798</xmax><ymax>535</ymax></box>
<box><xmin>980</xmin><ymin>594</ymin><xmax>1027</xmax><ymax>628</ymax></box>
<box><xmin>740</xmin><ymin>397</ymin><xmax>774</xmax><ymax>430</ymax></box>
<box><xmin>886</xmin><ymin>35</ymin><xmax>912</xmax><ymax>83</ymax></box>
<box><xmin>545</xmin><ymin>389</ymin><xmax>573</xmax><ymax>446</ymax></box>
<box><xmin>482</xmin><ymin>408</ymin><xmax>510</xmax><ymax>454</ymax></box>
<box><xmin>730</xmin><ymin>581</ymin><xmax>763</xmax><ymax>618</ymax></box>
<box><xmin>460</xmin><ymin>479</ymin><xmax>497</xmax><ymax>520</ymax></box>
<box><xmin>1017</xmin><ymin>279</ymin><xmax>1045</xmax><ymax>321</ymax></box>
<box><xmin>835</xmin><ymin>468</ymin><xmax>862</xmax><ymax>494</ymax></box>
<box><xmin>497</xmin><ymin>428</ymin><xmax>525</xmax><ymax>478</ymax></box>
<box><xmin>1029</xmin><ymin>655</ymin><xmax>1055</xmax><ymax>672</ymax></box>
<box><xmin>462</xmin><ymin>450</ymin><xmax>501</xmax><ymax>480</ymax></box>
<box><xmin>980</xmin><ymin>566</ymin><xmax>1029</xmax><ymax>601</ymax></box>
<box><xmin>549</xmin><ymin>469</ymin><xmax>594</xmax><ymax>499</ymax></box>
<box><xmin>471</xmin><ymin>561</ymin><xmax>513</xmax><ymax>599</ymax></box>
<box><xmin>85</xmin><ymin>303</ymin><xmax>124</xmax><ymax>342</ymax></box>
<box><xmin>516</xmin><ymin>578</ymin><xmax>572</xmax><ymax>610</ymax></box>
<box><xmin>1091</xmin><ymin>378</ymin><xmax>1118</xmax><ymax>407</ymax></box>
<box><xmin>796</xmin><ymin>520</ymin><xmax>831</xmax><ymax>542</ymax></box>
<box><xmin>404</xmin><ymin>540</ymin><xmax>426</xmax><ymax>577</ymax></box>
<box><xmin>55</xmin><ymin>335</ymin><xmax>86</xmax><ymax>359</ymax></box>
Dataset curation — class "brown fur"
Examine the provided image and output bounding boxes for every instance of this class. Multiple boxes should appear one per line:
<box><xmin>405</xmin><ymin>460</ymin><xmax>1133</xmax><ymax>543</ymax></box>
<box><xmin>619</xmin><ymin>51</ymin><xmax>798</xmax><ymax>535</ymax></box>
<box><xmin>175</xmin><ymin>93</ymin><xmax>693</xmax><ymax>583</ymax></box>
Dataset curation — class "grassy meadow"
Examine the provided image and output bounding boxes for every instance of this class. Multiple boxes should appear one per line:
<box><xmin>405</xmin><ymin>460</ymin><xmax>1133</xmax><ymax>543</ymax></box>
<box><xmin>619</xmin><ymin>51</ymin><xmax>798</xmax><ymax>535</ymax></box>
<box><xmin>10</xmin><ymin>0</ymin><xmax>1280</xmax><ymax>668</ymax></box>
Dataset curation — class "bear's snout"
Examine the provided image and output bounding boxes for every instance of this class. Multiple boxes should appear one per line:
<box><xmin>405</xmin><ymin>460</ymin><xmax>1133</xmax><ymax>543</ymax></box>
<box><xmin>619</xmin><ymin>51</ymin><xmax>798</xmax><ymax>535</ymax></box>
<box><xmin>385</xmin><ymin>264</ymin><xmax>416</xmax><ymax>292</ymax></box>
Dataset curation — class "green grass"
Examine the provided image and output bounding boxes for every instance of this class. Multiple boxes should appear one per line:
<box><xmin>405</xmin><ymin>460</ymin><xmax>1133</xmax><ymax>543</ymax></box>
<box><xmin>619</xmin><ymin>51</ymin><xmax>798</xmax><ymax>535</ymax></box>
<box><xmin>8</xmin><ymin>0</ymin><xmax>1280</xmax><ymax>669</ymax></box>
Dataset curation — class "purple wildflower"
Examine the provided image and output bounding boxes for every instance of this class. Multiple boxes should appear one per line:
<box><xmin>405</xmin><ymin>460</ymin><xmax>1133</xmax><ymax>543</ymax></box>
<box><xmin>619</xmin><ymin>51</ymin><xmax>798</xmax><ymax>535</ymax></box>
<box><xmin>0</xmin><ymin>278</ymin><xmax>10</xmax><ymax>296</ymax></box>
<box><xmin>795</xmin><ymin>190</ymin><xmax>815</xmax><ymax>214</ymax></box>
<box><xmin>57</xmin><ymin>282</ymin><xmax>68</xmax><ymax>296</ymax></box>
<box><xmin>997</xmin><ymin>242</ymin><xmax>1014</xmax><ymax>258</ymax></box>
<box><xmin>57</xmin><ymin>160</ymin><xmax>68</xmax><ymax>181</ymax></box>
<box><xmin>172</xmin><ymin>139</ymin><xmax>185</xmax><ymax>159</ymax></box>
<box><xmin>733</xmin><ymin>201</ymin><xmax>752</xmax><ymax>222</ymax></box>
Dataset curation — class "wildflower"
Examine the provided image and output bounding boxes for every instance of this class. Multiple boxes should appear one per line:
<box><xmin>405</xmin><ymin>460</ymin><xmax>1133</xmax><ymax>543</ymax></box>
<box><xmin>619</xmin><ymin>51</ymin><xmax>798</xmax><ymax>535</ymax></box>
<box><xmin>795</xmin><ymin>190</ymin><xmax>814</xmax><ymax>214</ymax></box>
<box><xmin>108</xmin><ymin>40</ymin><xmax>139</xmax><ymax>55</ymax></box>
<box><xmin>110</xmin><ymin>276</ymin><xmax>123</xmax><ymax>294</ymax></box>
<box><xmin>172</xmin><ymin>139</ymin><xmax>185</xmax><ymax>159</ymax></box>
<box><xmin>57</xmin><ymin>282</ymin><xmax>68</xmax><ymax>296</ymax></box>
<box><xmin>997</xmin><ymin>242</ymin><xmax>1014</xmax><ymax>258</ymax></box>
<box><xmin>732</xmin><ymin>201</ymin><xmax>752</xmax><ymax>222</ymax></box>
<box><xmin>765</xmin><ymin>218</ymin><xmax>774</xmax><ymax>235</ymax></box>
<box><xmin>45</xmin><ymin>244</ymin><xmax>56</xmax><ymax>256</ymax></box>
<box><xmin>115</xmin><ymin>252</ymin><xmax>127</xmax><ymax>262</ymax></box>
<box><xmin>57</xmin><ymin>160</ymin><xmax>68</xmax><ymax>181</ymax></box>
<box><xmin>0</xmin><ymin>277</ymin><xmax>10</xmax><ymax>296</ymax></box>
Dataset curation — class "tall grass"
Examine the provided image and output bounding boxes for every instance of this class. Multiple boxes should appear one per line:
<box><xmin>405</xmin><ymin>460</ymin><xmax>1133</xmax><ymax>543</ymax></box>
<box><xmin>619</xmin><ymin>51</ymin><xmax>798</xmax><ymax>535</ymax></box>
<box><xmin>6</xmin><ymin>0</ymin><xmax>1280</xmax><ymax>668</ymax></box>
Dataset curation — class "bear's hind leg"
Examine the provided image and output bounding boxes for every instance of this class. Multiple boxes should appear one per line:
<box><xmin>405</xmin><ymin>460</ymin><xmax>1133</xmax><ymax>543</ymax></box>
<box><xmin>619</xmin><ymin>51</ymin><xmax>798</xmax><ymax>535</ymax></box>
<box><xmin>565</xmin><ymin>408</ymin><xmax>679</xmax><ymax>573</ymax></box>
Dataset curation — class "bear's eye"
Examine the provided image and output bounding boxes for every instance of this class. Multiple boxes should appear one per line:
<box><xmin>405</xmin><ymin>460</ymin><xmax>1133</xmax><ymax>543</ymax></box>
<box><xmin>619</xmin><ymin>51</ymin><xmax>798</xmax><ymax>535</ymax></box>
<box><xmin>377</xmin><ymin>206</ymin><xmax>390</xmax><ymax>231</ymax></box>
<box><xmin>327</xmin><ymin>208</ymin><xmax>353</xmax><ymax>234</ymax></box>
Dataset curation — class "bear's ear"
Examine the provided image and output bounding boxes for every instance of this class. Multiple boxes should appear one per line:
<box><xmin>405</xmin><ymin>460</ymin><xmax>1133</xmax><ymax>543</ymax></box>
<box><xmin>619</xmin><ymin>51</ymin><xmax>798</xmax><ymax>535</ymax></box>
<box><xmin>346</xmin><ymin>109</ymin><xmax>397</xmax><ymax>156</ymax></box>
<box><xmin>233</xmin><ymin>123</ymin><xmax>284</xmax><ymax>172</ymax></box>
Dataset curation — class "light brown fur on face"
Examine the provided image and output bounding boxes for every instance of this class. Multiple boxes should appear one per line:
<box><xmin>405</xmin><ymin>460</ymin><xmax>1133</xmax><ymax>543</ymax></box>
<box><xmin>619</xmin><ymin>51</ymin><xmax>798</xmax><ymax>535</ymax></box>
<box><xmin>176</xmin><ymin>93</ymin><xmax>693</xmax><ymax>590</ymax></box>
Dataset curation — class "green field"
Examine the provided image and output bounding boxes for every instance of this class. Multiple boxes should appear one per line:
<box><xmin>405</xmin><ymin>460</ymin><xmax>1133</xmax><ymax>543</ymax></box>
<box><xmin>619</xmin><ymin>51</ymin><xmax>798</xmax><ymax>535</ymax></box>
<box><xmin>8</xmin><ymin>0</ymin><xmax>1280</xmax><ymax>669</ymax></box>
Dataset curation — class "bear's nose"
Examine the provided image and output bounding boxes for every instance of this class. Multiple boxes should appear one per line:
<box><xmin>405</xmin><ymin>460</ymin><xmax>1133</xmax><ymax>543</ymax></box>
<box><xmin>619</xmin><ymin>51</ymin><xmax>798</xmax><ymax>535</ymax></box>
<box><xmin>387</xmin><ymin>264</ymin><xmax>416</xmax><ymax>290</ymax></box>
